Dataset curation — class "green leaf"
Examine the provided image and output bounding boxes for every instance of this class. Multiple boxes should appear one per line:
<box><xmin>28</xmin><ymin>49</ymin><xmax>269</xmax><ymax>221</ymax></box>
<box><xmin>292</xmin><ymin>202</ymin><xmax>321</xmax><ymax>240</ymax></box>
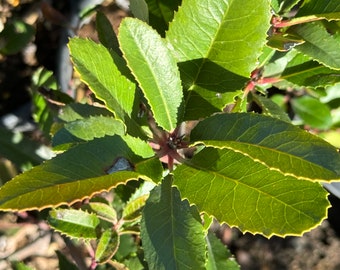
<box><xmin>54</xmin><ymin>116</ymin><xmax>125</xmax><ymax>143</ymax></box>
<box><xmin>251</xmin><ymin>94</ymin><xmax>291</xmax><ymax>122</ymax></box>
<box><xmin>83</xmin><ymin>202</ymin><xmax>118</xmax><ymax>224</ymax></box>
<box><xmin>296</xmin><ymin>0</ymin><xmax>340</xmax><ymax>21</ymax></box>
<box><xmin>130</xmin><ymin>0</ymin><xmax>149</xmax><ymax>23</ymax></box>
<box><xmin>266</xmin><ymin>33</ymin><xmax>305</xmax><ymax>51</ymax></box>
<box><xmin>68</xmin><ymin>38</ymin><xmax>135</xmax><ymax>120</ymax></box>
<box><xmin>141</xmin><ymin>176</ymin><xmax>206</xmax><ymax>270</ymax></box>
<box><xmin>289</xmin><ymin>22</ymin><xmax>340</xmax><ymax>70</ymax></box>
<box><xmin>31</xmin><ymin>67</ymin><xmax>58</xmax><ymax>90</ymax></box>
<box><xmin>270</xmin><ymin>0</ymin><xmax>281</xmax><ymax>13</ymax></box>
<box><xmin>0</xmin><ymin>20</ymin><xmax>35</xmax><ymax>55</ymax></box>
<box><xmin>320</xmin><ymin>130</ymin><xmax>340</xmax><ymax>148</ymax></box>
<box><xmin>166</xmin><ymin>0</ymin><xmax>271</xmax><ymax>77</ymax></box>
<box><xmin>291</xmin><ymin>95</ymin><xmax>332</xmax><ymax>129</ymax></box>
<box><xmin>95</xmin><ymin>228</ymin><xmax>120</xmax><ymax>264</ymax></box>
<box><xmin>166</xmin><ymin>0</ymin><xmax>271</xmax><ymax>119</ymax></box>
<box><xmin>280</xmin><ymin>56</ymin><xmax>340</xmax><ymax>89</ymax></box>
<box><xmin>173</xmin><ymin>147</ymin><xmax>330</xmax><ymax>237</ymax></box>
<box><xmin>58</xmin><ymin>103</ymin><xmax>113</xmax><ymax>122</ymax></box>
<box><xmin>122</xmin><ymin>135</ymin><xmax>155</xmax><ymax>158</ymax></box>
<box><xmin>264</xmin><ymin>49</ymin><xmax>340</xmax><ymax>89</ymax></box>
<box><xmin>202</xmin><ymin>213</ymin><xmax>214</xmax><ymax>232</ymax></box>
<box><xmin>118</xmin><ymin>18</ymin><xmax>183</xmax><ymax>131</ymax></box>
<box><xmin>69</xmin><ymin>38</ymin><xmax>143</xmax><ymax>139</ymax></box>
<box><xmin>190</xmin><ymin>113</ymin><xmax>340</xmax><ymax>180</ymax></box>
<box><xmin>144</xmin><ymin>0</ymin><xmax>181</xmax><ymax>36</ymax></box>
<box><xmin>122</xmin><ymin>194</ymin><xmax>148</xmax><ymax>222</ymax></box>
<box><xmin>11</xmin><ymin>261</ymin><xmax>35</xmax><ymax>270</ymax></box>
<box><xmin>48</xmin><ymin>208</ymin><xmax>101</xmax><ymax>239</ymax></box>
<box><xmin>0</xmin><ymin>136</ymin><xmax>161</xmax><ymax>211</ymax></box>
<box><xmin>96</xmin><ymin>11</ymin><xmax>121</xmax><ymax>54</ymax></box>
<box><xmin>206</xmin><ymin>231</ymin><xmax>239</xmax><ymax>270</ymax></box>
<box><xmin>278</xmin><ymin>0</ymin><xmax>301</xmax><ymax>14</ymax></box>
<box><xmin>31</xmin><ymin>68</ymin><xmax>61</xmax><ymax>138</ymax></box>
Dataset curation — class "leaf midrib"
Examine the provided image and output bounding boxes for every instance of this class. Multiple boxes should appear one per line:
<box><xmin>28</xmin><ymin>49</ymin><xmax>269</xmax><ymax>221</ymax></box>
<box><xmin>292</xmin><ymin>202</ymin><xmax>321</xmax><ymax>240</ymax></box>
<box><xmin>182</xmin><ymin>164</ymin><xmax>317</xmax><ymax>223</ymax></box>
<box><xmin>199</xmin><ymin>140</ymin><xmax>337</xmax><ymax>181</ymax></box>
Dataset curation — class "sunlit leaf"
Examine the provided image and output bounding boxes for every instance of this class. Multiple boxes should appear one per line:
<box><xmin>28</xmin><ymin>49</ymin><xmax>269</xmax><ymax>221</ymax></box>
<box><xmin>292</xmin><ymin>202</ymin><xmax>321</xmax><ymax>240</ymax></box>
<box><xmin>0</xmin><ymin>136</ymin><xmax>161</xmax><ymax>211</ymax></box>
<box><xmin>190</xmin><ymin>113</ymin><xmax>340</xmax><ymax>180</ymax></box>
<box><xmin>48</xmin><ymin>208</ymin><xmax>101</xmax><ymax>239</ymax></box>
<box><xmin>296</xmin><ymin>0</ymin><xmax>340</xmax><ymax>21</ymax></box>
<box><xmin>289</xmin><ymin>22</ymin><xmax>340</xmax><ymax>70</ymax></box>
<box><xmin>83</xmin><ymin>202</ymin><xmax>118</xmax><ymax>224</ymax></box>
<box><xmin>69</xmin><ymin>38</ymin><xmax>134</xmax><ymax>117</ymax></box>
<box><xmin>53</xmin><ymin>116</ymin><xmax>125</xmax><ymax>145</ymax></box>
<box><xmin>119</xmin><ymin>18</ymin><xmax>183</xmax><ymax>131</ymax></box>
<box><xmin>173</xmin><ymin>147</ymin><xmax>330</xmax><ymax>237</ymax></box>
<box><xmin>166</xmin><ymin>0</ymin><xmax>271</xmax><ymax>119</ymax></box>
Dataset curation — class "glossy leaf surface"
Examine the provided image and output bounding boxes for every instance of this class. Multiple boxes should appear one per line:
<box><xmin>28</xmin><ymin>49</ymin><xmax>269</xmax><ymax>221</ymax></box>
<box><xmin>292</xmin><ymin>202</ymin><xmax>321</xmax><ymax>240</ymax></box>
<box><xmin>190</xmin><ymin>113</ymin><xmax>340</xmax><ymax>180</ymax></box>
<box><xmin>290</xmin><ymin>22</ymin><xmax>340</xmax><ymax>70</ymax></box>
<box><xmin>166</xmin><ymin>0</ymin><xmax>271</xmax><ymax>77</ymax></box>
<box><xmin>0</xmin><ymin>136</ymin><xmax>162</xmax><ymax>211</ymax></box>
<box><xmin>166</xmin><ymin>0</ymin><xmax>271</xmax><ymax>119</ymax></box>
<box><xmin>173</xmin><ymin>147</ymin><xmax>330</xmax><ymax>237</ymax></box>
<box><xmin>281</xmin><ymin>59</ymin><xmax>340</xmax><ymax>88</ymax></box>
<box><xmin>263</xmin><ymin>50</ymin><xmax>340</xmax><ymax>89</ymax></box>
<box><xmin>119</xmin><ymin>18</ymin><xmax>183</xmax><ymax>131</ymax></box>
<box><xmin>296</xmin><ymin>0</ymin><xmax>340</xmax><ymax>21</ymax></box>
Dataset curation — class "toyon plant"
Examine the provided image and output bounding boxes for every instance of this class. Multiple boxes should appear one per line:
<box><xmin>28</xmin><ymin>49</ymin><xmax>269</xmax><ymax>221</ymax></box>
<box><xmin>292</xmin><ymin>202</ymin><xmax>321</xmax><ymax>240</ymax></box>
<box><xmin>1</xmin><ymin>0</ymin><xmax>340</xmax><ymax>268</ymax></box>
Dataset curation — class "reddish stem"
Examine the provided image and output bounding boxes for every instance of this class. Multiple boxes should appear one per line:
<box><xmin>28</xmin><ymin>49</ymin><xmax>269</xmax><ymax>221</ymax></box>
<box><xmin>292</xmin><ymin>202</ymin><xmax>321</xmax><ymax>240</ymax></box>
<box><xmin>272</xmin><ymin>17</ymin><xmax>323</xmax><ymax>28</ymax></box>
<box><xmin>257</xmin><ymin>77</ymin><xmax>282</xmax><ymax>85</ymax></box>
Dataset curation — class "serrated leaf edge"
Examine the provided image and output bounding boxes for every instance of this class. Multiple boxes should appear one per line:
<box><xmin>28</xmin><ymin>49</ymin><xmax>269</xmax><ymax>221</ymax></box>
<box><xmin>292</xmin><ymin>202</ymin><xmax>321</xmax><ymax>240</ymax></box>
<box><xmin>48</xmin><ymin>208</ymin><xmax>100</xmax><ymax>240</ymax></box>
<box><xmin>173</xmin><ymin>188</ymin><xmax>330</xmax><ymax>238</ymax></box>
<box><xmin>0</xmin><ymin>173</ymin><xmax>152</xmax><ymax>212</ymax></box>
<box><xmin>191</xmin><ymin>142</ymin><xmax>339</xmax><ymax>182</ymax></box>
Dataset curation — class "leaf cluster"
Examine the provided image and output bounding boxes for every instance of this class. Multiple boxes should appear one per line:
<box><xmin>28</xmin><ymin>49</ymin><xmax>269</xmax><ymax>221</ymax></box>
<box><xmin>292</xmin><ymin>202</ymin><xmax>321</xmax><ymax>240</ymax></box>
<box><xmin>1</xmin><ymin>0</ymin><xmax>340</xmax><ymax>268</ymax></box>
